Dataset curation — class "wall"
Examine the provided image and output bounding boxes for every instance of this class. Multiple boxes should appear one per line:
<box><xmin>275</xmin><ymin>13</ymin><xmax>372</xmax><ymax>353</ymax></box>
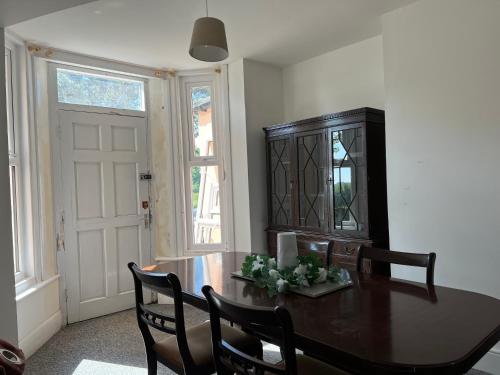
<box><xmin>149</xmin><ymin>78</ymin><xmax>178</xmax><ymax>258</ymax></box>
<box><xmin>0</xmin><ymin>28</ymin><xmax>19</xmax><ymax>345</ymax></box>
<box><xmin>243</xmin><ymin>60</ymin><xmax>284</xmax><ymax>252</ymax></box>
<box><xmin>382</xmin><ymin>0</ymin><xmax>500</xmax><ymax>371</ymax></box>
<box><xmin>228</xmin><ymin>60</ymin><xmax>252</xmax><ymax>252</ymax></box>
<box><xmin>17</xmin><ymin>277</ymin><xmax>61</xmax><ymax>357</ymax></box>
<box><xmin>228</xmin><ymin>59</ymin><xmax>284</xmax><ymax>253</ymax></box>
<box><xmin>33</xmin><ymin>58</ymin><xmax>58</xmax><ymax>280</ymax></box>
<box><xmin>283</xmin><ymin>36</ymin><xmax>385</xmax><ymax>122</ymax></box>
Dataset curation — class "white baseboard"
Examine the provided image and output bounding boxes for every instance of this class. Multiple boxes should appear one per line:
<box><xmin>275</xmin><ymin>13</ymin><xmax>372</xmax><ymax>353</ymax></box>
<box><xmin>474</xmin><ymin>346</ymin><xmax>500</xmax><ymax>375</ymax></box>
<box><xmin>18</xmin><ymin>310</ymin><xmax>62</xmax><ymax>359</ymax></box>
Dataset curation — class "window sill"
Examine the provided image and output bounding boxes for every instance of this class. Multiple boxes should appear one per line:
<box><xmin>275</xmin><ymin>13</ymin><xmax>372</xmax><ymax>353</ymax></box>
<box><xmin>16</xmin><ymin>275</ymin><xmax>60</xmax><ymax>302</ymax></box>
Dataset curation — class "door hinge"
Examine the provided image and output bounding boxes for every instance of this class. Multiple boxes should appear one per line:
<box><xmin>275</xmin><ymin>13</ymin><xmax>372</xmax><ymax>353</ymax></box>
<box><xmin>64</xmin><ymin>288</ymin><xmax>68</xmax><ymax>302</ymax></box>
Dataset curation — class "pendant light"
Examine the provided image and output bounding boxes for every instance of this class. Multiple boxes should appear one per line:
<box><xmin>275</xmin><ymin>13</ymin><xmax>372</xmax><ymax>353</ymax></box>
<box><xmin>189</xmin><ymin>0</ymin><xmax>228</xmax><ymax>62</ymax></box>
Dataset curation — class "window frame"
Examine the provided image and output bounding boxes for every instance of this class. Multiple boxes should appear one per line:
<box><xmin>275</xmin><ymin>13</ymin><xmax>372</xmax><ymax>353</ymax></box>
<box><xmin>5</xmin><ymin>41</ymin><xmax>25</xmax><ymax>283</ymax></box>
<box><xmin>177</xmin><ymin>72</ymin><xmax>232</xmax><ymax>253</ymax></box>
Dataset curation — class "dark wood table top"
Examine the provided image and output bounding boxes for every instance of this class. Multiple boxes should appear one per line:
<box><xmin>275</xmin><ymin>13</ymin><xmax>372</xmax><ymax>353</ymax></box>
<box><xmin>148</xmin><ymin>252</ymin><xmax>500</xmax><ymax>374</ymax></box>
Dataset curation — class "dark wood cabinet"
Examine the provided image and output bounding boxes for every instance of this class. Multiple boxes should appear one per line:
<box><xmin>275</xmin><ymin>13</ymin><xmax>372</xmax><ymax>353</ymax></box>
<box><xmin>265</xmin><ymin>108</ymin><xmax>389</xmax><ymax>272</ymax></box>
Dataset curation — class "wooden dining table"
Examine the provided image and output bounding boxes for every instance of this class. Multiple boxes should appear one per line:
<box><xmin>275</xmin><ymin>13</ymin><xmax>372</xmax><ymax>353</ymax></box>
<box><xmin>148</xmin><ymin>251</ymin><xmax>500</xmax><ymax>375</ymax></box>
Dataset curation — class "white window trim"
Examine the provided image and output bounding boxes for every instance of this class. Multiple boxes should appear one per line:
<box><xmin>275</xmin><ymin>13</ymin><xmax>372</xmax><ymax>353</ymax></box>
<box><xmin>173</xmin><ymin>68</ymin><xmax>234</xmax><ymax>255</ymax></box>
<box><xmin>5</xmin><ymin>34</ymin><xmax>38</xmax><ymax>294</ymax></box>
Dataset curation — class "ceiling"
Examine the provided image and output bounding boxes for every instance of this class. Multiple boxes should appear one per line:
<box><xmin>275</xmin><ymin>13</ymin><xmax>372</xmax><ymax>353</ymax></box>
<box><xmin>0</xmin><ymin>0</ymin><xmax>96</xmax><ymax>27</ymax></box>
<box><xmin>8</xmin><ymin>0</ymin><xmax>416</xmax><ymax>70</ymax></box>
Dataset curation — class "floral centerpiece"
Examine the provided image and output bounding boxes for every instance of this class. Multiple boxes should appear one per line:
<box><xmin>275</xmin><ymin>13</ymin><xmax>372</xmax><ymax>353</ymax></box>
<box><xmin>240</xmin><ymin>253</ymin><xmax>347</xmax><ymax>296</ymax></box>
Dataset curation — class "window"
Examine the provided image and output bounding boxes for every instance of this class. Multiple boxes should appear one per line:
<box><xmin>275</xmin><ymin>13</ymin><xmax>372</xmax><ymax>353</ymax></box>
<box><xmin>180</xmin><ymin>76</ymin><xmax>226</xmax><ymax>251</ymax></box>
<box><xmin>5</xmin><ymin>46</ymin><xmax>22</xmax><ymax>275</ymax></box>
<box><xmin>56</xmin><ymin>68</ymin><xmax>145</xmax><ymax>111</ymax></box>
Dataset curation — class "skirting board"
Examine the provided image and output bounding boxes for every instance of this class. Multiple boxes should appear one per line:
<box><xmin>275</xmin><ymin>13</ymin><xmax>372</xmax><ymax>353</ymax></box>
<box><xmin>474</xmin><ymin>346</ymin><xmax>500</xmax><ymax>374</ymax></box>
<box><xmin>18</xmin><ymin>310</ymin><xmax>62</xmax><ymax>359</ymax></box>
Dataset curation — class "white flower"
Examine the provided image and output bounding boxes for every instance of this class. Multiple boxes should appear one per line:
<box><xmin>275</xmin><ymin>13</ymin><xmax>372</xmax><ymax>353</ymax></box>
<box><xmin>315</xmin><ymin>267</ymin><xmax>327</xmax><ymax>283</ymax></box>
<box><xmin>268</xmin><ymin>269</ymin><xmax>281</xmax><ymax>279</ymax></box>
<box><xmin>267</xmin><ymin>258</ymin><xmax>277</xmax><ymax>269</ymax></box>
<box><xmin>251</xmin><ymin>259</ymin><xmax>264</xmax><ymax>272</ymax></box>
<box><xmin>276</xmin><ymin>278</ymin><xmax>288</xmax><ymax>293</ymax></box>
<box><xmin>293</xmin><ymin>264</ymin><xmax>308</xmax><ymax>276</ymax></box>
<box><xmin>300</xmin><ymin>277</ymin><xmax>310</xmax><ymax>287</ymax></box>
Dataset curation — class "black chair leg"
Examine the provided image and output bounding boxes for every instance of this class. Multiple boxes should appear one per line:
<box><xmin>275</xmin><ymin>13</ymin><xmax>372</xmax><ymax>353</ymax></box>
<box><xmin>146</xmin><ymin>349</ymin><xmax>157</xmax><ymax>375</ymax></box>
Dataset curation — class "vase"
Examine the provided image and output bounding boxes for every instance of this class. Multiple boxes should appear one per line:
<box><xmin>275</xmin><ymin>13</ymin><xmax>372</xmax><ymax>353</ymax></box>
<box><xmin>277</xmin><ymin>232</ymin><xmax>298</xmax><ymax>270</ymax></box>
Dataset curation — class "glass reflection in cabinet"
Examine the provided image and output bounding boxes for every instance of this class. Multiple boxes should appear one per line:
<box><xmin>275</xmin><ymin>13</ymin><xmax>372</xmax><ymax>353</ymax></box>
<box><xmin>297</xmin><ymin>133</ymin><xmax>325</xmax><ymax>229</ymax></box>
<box><xmin>269</xmin><ymin>138</ymin><xmax>291</xmax><ymax>226</ymax></box>
<box><xmin>332</xmin><ymin>128</ymin><xmax>364</xmax><ymax>231</ymax></box>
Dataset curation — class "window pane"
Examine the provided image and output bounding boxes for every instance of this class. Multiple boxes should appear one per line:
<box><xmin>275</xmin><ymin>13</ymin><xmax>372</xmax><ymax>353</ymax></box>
<box><xmin>191</xmin><ymin>166</ymin><xmax>221</xmax><ymax>244</ymax></box>
<box><xmin>191</xmin><ymin>86</ymin><xmax>214</xmax><ymax>157</ymax></box>
<box><xmin>57</xmin><ymin>69</ymin><xmax>145</xmax><ymax>111</ymax></box>
<box><xmin>5</xmin><ymin>48</ymin><xmax>15</xmax><ymax>155</ymax></box>
<box><xmin>9</xmin><ymin>166</ymin><xmax>20</xmax><ymax>273</ymax></box>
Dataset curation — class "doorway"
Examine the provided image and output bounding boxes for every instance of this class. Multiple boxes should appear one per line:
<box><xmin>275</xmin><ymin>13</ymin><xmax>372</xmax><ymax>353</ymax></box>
<box><xmin>50</xmin><ymin>65</ymin><xmax>152</xmax><ymax>323</ymax></box>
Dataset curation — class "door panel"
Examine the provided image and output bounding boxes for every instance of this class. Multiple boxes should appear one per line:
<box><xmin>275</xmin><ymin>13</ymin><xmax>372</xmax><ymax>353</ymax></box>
<box><xmin>60</xmin><ymin>110</ymin><xmax>150</xmax><ymax>323</ymax></box>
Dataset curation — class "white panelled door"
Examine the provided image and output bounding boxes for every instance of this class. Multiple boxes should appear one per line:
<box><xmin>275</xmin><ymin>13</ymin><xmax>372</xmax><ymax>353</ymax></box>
<box><xmin>59</xmin><ymin>110</ymin><xmax>151</xmax><ymax>323</ymax></box>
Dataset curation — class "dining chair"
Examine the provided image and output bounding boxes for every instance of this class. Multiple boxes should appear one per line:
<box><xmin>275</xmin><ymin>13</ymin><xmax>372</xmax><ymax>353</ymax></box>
<box><xmin>357</xmin><ymin>247</ymin><xmax>437</xmax><ymax>284</ymax></box>
<box><xmin>128</xmin><ymin>263</ymin><xmax>263</xmax><ymax>375</ymax></box>
<box><xmin>202</xmin><ymin>285</ymin><xmax>347</xmax><ymax>375</ymax></box>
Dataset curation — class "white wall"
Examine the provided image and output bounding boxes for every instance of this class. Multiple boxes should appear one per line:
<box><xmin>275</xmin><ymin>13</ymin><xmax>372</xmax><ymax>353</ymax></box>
<box><xmin>17</xmin><ymin>276</ymin><xmax>61</xmax><ymax>358</ymax></box>
<box><xmin>283</xmin><ymin>36</ymin><xmax>385</xmax><ymax>122</ymax></box>
<box><xmin>0</xmin><ymin>28</ymin><xmax>19</xmax><ymax>345</ymax></box>
<box><xmin>243</xmin><ymin>60</ymin><xmax>284</xmax><ymax>252</ymax></box>
<box><xmin>228</xmin><ymin>60</ymin><xmax>252</xmax><ymax>252</ymax></box>
<box><xmin>383</xmin><ymin>0</ymin><xmax>500</xmax><ymax>371</ymax></box>
<box><xmin>228</xmin><ymin>59</ymin><xmax>284</xmax><ymax>253</ymax></box>
<box><xmin>149</xmin><ymin>78</ymin><xmax>178</xmax><ymax>258</ymax></box>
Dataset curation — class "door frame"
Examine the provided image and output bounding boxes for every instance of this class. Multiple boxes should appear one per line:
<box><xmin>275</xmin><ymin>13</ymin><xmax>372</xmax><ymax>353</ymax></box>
<box><xmin>47</xmin><ymin>62</ymin><xmax>153</xmax><ymax>323</ymax></box>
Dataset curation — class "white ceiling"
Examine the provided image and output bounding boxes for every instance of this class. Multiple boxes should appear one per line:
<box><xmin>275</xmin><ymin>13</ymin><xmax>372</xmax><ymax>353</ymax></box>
<box><xmin>8</xmin><ymin>0</ymin><xmax>416</xmax><ymax>69</ymax></box>
<box><xmin>0</xmin><ymin>0</ymin><xmax>96</xmax><ymax>27</ymax></box>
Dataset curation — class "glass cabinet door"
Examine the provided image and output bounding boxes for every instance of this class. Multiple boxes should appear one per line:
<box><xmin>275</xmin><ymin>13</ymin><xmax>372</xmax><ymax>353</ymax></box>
<box><xmin>296</xmin><ymin>131</ymin><xmax>327</xmax><ymax>230</ymax></box>
<box><xmin>330</xmin><ymin>127</ymin><xmax>367</xmax><ymax>234</ymax></box>
<box><xmin>268</xmin><ymin>137</ymin><xmax>292</xmax><ymax>226</ymax></box>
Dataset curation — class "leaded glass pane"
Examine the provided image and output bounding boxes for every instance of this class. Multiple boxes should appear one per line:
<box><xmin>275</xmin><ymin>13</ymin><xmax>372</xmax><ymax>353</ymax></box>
<box><xmin>297</xmin><ymin>133</ymin><xmax>325</xmax><ymax>228</ymax></box>
<box><xmin>332</xmin><ymin>128</ymin><xmax>364</xmax><ymax>231</ymax></box>
<box><xmin>269</xmin><ymin>138</ymin><xmax>291</xmax><ymax>225</ymax></box>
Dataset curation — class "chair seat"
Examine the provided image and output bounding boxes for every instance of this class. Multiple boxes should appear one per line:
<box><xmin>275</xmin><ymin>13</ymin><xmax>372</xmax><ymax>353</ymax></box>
<box><xmin>153</xmin><ymin>321</ymin><xmax>262</xmax><ymax>372</ymax></box>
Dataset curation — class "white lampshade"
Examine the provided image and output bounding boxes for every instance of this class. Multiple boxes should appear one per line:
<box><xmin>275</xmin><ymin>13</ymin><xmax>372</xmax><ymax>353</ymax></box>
<box><xmin>189</xmin><ymin>17</ymin><xmax>228</xmax><ymax>62</ymax></box>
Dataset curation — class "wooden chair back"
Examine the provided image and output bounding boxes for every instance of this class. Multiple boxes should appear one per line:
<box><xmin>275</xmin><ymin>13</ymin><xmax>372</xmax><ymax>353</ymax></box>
<box><xmin>296</xmin><ymin>237</ymin><xmax>330</xmax><ymax>266</ymax></box>
<box><xmin>128</xmin><ymin>262</ymin><xmax>196</xmax><ymax>373</ymax></box>
<box><xmin>202</xmin><ymin>285</ymin><xmax>298</xmax><ymax>375</ymax></box>
<box><xmin>357</xmin><ymin>247</ymin><xmax>436</xmax><ymax>284</ymax></box>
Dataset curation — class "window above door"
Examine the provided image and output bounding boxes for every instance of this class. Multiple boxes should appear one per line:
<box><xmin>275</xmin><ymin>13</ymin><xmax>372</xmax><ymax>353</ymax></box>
<box><xmin>56</xmin><ymin>68</ymin><xmax>145</xmax><ymax>112</ymax></box>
